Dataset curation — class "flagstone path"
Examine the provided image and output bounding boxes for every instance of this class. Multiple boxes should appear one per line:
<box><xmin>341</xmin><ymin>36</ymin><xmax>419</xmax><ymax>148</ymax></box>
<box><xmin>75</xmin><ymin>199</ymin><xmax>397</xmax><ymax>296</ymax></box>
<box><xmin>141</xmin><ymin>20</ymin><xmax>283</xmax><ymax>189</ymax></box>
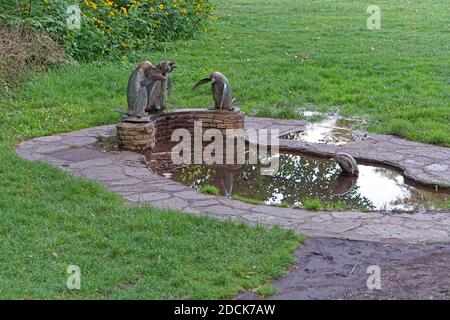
<box><xmin>15</xmin><ymin>117</ymin><xmax>450</xmax><ymax>244</ymax></box>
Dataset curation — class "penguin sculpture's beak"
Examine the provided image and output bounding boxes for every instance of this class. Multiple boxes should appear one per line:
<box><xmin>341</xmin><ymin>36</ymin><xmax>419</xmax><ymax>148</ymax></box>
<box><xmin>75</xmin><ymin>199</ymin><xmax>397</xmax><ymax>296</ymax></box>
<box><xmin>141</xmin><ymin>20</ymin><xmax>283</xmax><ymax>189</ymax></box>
<box><xmin>192</xmin><ymin>77</ymin><xmax>211</xmax><ymax>90</ymax></box>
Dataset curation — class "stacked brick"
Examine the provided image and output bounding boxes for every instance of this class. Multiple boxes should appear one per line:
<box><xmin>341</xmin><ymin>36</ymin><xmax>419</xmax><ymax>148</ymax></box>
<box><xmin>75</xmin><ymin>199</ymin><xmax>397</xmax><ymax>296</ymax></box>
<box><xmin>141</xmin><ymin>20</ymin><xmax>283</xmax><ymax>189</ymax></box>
<box><xmin>116</xmin><ymin>108</ymin><xmax>245</xmax><ymax>151</ymax></box>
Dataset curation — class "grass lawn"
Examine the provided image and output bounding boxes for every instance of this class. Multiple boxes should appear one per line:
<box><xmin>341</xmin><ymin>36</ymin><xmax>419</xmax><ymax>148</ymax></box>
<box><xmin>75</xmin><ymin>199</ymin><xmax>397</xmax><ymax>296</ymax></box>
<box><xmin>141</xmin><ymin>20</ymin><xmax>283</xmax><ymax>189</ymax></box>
<box><xmin>0</xmin><ymin>151</ymin><xmax>301</xmax><ymax>298</ymax></box>
<box><xmin>3</xmin><ymin>0</ymin><xmax>448</xmax><ymax>146</ymax></box>
<box><xmin>0</xmin><ymin>0</ymin><xmax>448</xmax><ymax>298</ymax></box>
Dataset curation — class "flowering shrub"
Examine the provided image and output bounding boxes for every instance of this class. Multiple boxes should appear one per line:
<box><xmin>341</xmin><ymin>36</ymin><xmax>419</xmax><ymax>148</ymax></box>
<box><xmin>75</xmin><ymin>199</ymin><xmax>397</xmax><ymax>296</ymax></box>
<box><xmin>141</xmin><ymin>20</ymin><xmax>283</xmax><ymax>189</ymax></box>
<box><xmin>1</xmin><ymin>0</ymin><xmax>215</xmax><ymax>61</ymax></box>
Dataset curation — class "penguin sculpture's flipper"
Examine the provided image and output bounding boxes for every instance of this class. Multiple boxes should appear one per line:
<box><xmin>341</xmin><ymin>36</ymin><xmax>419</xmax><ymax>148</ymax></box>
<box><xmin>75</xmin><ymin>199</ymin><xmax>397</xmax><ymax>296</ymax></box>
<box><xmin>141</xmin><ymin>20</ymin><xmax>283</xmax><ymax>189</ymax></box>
<box><xmin>151</xmin><ymin>74</ymin><xmax>166</xmax><ymax>81</ymax></box>
<box><xmin>220</xmin><ymin>83</ymin><xmax>227</xmax><ymax>109</ymax></box>
<box><xmin>147</xmin><ymin>80</ymin><xmax>161</xmax><ymax>112</ymax></box>
<box><xmin>148</xmin><ymin>82</ymin><xmax>159</xmax><ymax>100</ymax></box>
<box><xmin>192</xmin><ymin>78</ymin><xmax>211</xmax><ymax>90</ymax></box>
<box><xmin>167</xmin><ymin>77</ymin><xmax>174</xmax><ymax>97</ymax></box>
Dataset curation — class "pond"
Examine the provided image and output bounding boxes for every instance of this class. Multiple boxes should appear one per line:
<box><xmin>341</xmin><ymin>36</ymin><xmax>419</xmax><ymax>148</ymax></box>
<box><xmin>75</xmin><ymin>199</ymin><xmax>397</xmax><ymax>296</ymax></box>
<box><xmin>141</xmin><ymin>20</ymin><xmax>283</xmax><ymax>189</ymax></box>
<box><xmin>151</xmin><ymin>152</ymin><xmax>449</xmax><ymax>212</ymax></box>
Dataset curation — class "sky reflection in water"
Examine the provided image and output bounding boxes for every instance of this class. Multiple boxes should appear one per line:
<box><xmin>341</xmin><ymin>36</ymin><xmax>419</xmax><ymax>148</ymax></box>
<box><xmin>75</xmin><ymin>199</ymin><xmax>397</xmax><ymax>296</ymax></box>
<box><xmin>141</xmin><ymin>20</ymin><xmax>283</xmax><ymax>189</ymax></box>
<box><xmin>167</xmin><ymin>153</ymin><xmax>448</xmax><ymax>211</ymax></box>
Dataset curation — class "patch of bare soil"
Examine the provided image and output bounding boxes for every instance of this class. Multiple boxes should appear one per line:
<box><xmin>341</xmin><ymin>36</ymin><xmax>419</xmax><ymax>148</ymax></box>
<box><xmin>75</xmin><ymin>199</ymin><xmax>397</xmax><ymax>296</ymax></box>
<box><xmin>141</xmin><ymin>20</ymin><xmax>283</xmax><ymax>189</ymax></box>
<box><xmin>238</xmin><ymin>238</ymin><xmax>450</xmax><ymax>300</ymax></box>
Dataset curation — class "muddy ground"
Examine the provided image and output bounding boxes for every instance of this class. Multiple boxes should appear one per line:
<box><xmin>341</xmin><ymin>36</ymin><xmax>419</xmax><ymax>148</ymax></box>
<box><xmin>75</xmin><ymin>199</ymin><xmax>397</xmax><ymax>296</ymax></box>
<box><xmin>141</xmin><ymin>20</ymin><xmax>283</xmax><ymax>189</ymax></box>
<box><xmin>238</xmin><ymin>238</ymin><xmax>450</xmax><ymax>300</ymax></box>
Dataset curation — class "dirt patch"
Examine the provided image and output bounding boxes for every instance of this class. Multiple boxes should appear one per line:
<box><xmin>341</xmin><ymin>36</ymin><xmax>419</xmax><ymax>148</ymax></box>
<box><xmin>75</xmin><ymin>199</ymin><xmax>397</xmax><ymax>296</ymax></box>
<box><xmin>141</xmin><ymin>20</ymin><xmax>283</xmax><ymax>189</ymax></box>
<box><xmin>238</xmin><ymin>238</ymin><xmax>450</xmax><ymax>300</ymax></box>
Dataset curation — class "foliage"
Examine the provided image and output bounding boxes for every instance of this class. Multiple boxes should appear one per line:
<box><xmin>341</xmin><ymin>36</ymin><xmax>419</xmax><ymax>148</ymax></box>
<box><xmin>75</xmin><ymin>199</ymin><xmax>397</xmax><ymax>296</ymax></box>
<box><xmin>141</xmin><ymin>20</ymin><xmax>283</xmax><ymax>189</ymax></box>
<box><xmin>200</xmin><ymin>184</ymin><xmax>220</xmax><ymax>196</ymax></box>
<box><xmin>0</xmin><ymin>0</ymin><xmax>215</xmax><ymax>61</ymax></box>
<box><xmin>0</xmin><ymin>22</ymin><xmax>66</xmax><ymax>94</ymax></box>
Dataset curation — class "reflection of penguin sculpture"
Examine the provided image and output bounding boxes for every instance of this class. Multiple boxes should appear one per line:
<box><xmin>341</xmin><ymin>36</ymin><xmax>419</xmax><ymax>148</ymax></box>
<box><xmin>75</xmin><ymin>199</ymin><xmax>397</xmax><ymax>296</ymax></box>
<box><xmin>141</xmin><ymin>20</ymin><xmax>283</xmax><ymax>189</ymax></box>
<box><xmin>210</xmin><ymin>164</ymin><xmax>242</xmax><ymax>198</ymax></box>
<box><xmin>193</xmin><ymin>72</ymin><xmax>234</xmax><ymax>110</ymax></box>
<box><xmin>334</xmin><ymin>150</ymin><xmax>359</xmax><ymax>176</ymax></box>
<box><xmin>333</xmin><ymin>173</ymin><xmax>358</xmax><ymax>196</ymax></box>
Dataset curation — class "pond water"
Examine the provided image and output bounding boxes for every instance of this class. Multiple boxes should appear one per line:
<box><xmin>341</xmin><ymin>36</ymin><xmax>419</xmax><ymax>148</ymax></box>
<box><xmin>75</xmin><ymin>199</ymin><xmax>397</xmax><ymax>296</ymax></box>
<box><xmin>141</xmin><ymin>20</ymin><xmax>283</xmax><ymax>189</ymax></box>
<box><xmin>154</xmin><ymin>153</ymin><xmax>448</xmax><ymax>212</ymax></box>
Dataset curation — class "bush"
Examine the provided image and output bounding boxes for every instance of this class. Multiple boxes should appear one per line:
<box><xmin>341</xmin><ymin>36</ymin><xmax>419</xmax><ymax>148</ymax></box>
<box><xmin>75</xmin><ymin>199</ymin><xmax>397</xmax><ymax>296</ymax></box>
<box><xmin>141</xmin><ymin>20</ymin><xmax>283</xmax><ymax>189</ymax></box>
<box><xmin>0</xmin><ymin>22</ymin><xmax>66</xmax><ymax>93</ymax></box>
<box><xmin>0</xmin><ymin>0</ymin><xmax>215</xmax><ymax>62</ymax></box>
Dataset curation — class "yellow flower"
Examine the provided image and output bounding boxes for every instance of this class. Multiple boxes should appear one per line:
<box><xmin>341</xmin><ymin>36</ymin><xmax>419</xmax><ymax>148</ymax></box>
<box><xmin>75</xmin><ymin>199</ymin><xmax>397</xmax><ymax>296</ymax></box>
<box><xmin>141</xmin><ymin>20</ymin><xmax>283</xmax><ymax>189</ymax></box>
<box><xmin>89</xmin><ymin>2</ymin><xmax>97</xmax><ymax>9</ymax></box>
<box><xmin>109</xmin><ymin>11</ymin><xmax>115</xmax><ymax>17</ymax></box>
<box><xmin>120</xmin><ymin>7</ymin><xmax>127</xmax><ymax>14</ymax></box>
<box><xmin>159</xmin><ymin>4</ymin><xmax>164</xmax><ymax>10</ymax></box>
<box><xmin>84</xmin><ymin>0</ymin><xmax>89</xmax><ymax>5</ymax></box>
<box><xmin>180</xmin><ymin>8</ymin><xmax>187</xmax><ymax>14</ymax></box>
<box><xmin>149</xmin><ymin>6</ymin><xmax>155</xmax><ymax>13</ymax></box>
<box><xmin>103</xmin><ymin>1</ymin><xmax>113</xmax><ymax>7</ymax></box>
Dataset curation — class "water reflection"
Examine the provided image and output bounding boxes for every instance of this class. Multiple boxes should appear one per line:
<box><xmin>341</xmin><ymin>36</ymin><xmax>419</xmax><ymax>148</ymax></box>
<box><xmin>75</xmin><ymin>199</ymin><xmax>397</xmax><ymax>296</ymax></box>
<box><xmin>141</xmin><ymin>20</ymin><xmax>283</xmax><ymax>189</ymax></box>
<box><xmin>333</xmin><ymin>174</ymin><xmax>358</xmax><ymax>196</ymax></box>
<box><xmin>281</xmin><ymin>116</ymin><xmax>361</xmax><ymax>145</ymax></box>
<box><xmin>163</xmin><ymin>153</ymin><xmax>448</xmax><ymax>211</ymax></box>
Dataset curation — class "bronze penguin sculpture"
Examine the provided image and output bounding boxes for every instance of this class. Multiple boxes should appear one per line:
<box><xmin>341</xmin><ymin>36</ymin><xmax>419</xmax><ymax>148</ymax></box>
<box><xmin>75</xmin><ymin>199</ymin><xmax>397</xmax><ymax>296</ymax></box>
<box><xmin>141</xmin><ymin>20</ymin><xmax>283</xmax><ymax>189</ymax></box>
<box><xmin>193</xmin><ymin>71</ymin><xmax>234</xmax><ymax>110</ymax></box>
<box><xmin>334</xmin><ymin>150</ymin><xmax>359</xmax><ymax>176</ymax></box>
<box><xmin>145</xmin><ymin>60</ymin><xmax>176</xmax><ymax>114</ymax></box>
<box><xmin>124</xmin><ymin>61</ymin><xmax>165</xmax><ymax>120</ymax></box>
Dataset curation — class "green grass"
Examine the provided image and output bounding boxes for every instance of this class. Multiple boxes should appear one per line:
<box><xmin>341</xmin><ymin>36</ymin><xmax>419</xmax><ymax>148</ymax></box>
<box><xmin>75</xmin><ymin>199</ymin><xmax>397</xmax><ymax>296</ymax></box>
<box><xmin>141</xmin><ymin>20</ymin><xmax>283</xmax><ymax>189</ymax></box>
<box><xmin>0</xmin><ymin>0</ymin><xmax>449</xmax><ymax>299</ymax></box>
<box><xmin>0</xmin><ymin>148</ymin><xmax>302</xmax><ymax>299</ymax></box>
<box><xmin>302</xmin><ymin>199</ymin><xmax>324</xmax><ymax>211</ymax></box>
<box><xmin>232</xmin><ymin>194</ymin><xmax>264</xmax><ymax>205</ymax></box>
<box><xmin>200</xmin><ymin>185</ymin><xmax>220</xmax><ymax>196</ymax></box>
<box><xmin>255</xmin><ymin>284</ymin><xmax>278</xmax><ymax>297</ymax></box>
<box><xmin>294</xmin><ymin>199</ymin><xmax>371</xmax><ymax>212</ymax></box>
<box><xmin>3</xmin><ymin>0</ymin><xmax>448</xmax><ymax>146</ymax></box>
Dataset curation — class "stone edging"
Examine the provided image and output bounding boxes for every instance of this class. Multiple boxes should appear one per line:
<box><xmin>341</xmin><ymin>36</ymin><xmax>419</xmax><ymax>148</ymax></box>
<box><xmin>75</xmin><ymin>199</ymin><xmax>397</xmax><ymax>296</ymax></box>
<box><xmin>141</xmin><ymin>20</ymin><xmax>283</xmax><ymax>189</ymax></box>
<box><xmin>15</xmin><ymin>120</ymin><xmax>450</xmax><ymax>244</ymax></box>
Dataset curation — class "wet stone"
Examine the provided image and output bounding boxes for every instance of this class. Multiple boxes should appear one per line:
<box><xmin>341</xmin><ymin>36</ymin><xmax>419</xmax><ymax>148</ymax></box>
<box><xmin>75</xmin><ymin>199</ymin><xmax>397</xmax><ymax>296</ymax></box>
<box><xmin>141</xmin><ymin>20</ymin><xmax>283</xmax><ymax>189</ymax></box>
<box><xmin>425</xmin><ymin>164</ymin><xmax>448</xmax><ymax>173</ymax></box>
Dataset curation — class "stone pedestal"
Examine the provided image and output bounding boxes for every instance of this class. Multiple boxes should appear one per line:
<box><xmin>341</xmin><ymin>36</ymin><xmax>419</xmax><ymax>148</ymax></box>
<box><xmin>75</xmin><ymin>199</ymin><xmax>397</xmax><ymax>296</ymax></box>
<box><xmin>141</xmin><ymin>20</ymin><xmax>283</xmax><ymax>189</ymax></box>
<box><xmin>116</xmin><ymin>122</ymin><xmax>155</xmax><ymax>151</ymax></box>
<box><xmin>117</xmin><ymin>108</ymin><xmax>245</xmax><ymax>152</ymax></box>
<box><xmin>154</xmin><ymin>108</ymin><xmax>245</xmax><ymax>144</ymax></box>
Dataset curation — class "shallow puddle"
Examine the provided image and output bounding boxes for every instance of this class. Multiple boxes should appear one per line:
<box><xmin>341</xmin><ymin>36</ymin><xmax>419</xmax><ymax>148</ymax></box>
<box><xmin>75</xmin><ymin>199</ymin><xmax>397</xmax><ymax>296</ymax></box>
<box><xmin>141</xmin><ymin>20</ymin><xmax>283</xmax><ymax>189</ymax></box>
<box><xmin>281</xmin><ymin>115</ymin><xmax>363</xmax><ymax>145</ymax></box>
<box><xmin>154</xmin><ymin>153</ymin><xmax>448</xmax><ymax>212</ymax></box>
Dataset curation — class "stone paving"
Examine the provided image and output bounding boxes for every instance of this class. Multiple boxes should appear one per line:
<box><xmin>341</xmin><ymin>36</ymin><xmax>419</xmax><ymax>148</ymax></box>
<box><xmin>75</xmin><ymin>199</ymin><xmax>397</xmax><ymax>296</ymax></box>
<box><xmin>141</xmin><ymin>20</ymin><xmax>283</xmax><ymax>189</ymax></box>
<box><xmin>15</xmin><ymin>118</ymin><xmax>450</xmax><ymax>244</ymax></box>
